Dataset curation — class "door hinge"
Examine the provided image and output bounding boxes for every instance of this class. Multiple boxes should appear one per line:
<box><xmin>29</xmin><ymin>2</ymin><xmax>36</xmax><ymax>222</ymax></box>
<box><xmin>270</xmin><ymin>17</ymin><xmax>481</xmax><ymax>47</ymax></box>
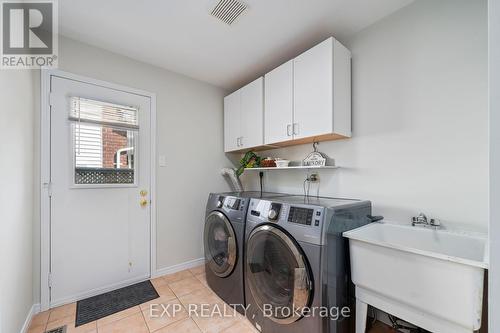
<box><xmin>48</xmin><ymin>92</ymin><xmax>55</xmax><ymax>107</ymax></box>
<box><xmin>48</xmin><ymin>273</ymin><xmax>52</xmax><ymax>288</ymax></box>
<box><xmin>43</xmin><ymin>182</ymin><xmax>53</xmax><ymax>197</ymax></box>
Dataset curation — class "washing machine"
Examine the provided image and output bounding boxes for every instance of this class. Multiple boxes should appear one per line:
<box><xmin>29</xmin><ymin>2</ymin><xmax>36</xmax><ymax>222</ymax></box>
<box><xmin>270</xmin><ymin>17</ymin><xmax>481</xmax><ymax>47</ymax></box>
<box><xmin>204</xmin><ymin>191</ymin><xmax>288</xmax><ymax>313</ymax></box>
<box><xmin>244</xmin><ymin>196</ymin><xmax>373</xmax><ymax>333</ymax></box>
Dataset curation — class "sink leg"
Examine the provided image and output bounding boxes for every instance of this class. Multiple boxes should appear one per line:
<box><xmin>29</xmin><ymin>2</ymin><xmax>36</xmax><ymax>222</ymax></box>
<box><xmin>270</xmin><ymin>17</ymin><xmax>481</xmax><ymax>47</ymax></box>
<box><xmin>356</xmin><ymin>298</ymin><xmax>368</xmax><ymax>333</ymax></box>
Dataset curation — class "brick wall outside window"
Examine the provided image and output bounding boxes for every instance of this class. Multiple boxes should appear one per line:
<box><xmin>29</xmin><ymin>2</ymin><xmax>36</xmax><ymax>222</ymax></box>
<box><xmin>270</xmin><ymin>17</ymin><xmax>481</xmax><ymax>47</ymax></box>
<box><xmin>102</xmin><ymin>128</ymin><xmax>130</xmax><ymax>168</ymax></box>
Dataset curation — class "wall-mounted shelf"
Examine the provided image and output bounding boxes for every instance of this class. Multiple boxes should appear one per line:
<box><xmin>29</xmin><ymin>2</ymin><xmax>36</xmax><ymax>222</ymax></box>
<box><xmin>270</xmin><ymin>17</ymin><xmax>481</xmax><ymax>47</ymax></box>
<box><xmin>244</xmin><ymin>165</ymin><xmax>339</xmax><ymax>171</ymax></box>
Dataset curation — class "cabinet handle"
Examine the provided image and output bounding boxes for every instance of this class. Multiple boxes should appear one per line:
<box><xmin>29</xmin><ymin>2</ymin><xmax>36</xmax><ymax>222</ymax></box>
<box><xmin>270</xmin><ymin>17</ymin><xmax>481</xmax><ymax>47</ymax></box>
<box><xmin>240</xmin><ymin>136</ymin><xmax>243</xmax><ymax>147</ymax></box>
<box><xmin>293</xmin><ymin>123</ymin><xmax>299</xmax><ymax>135</ymax></box>
<box><xmin>287</xmin><ymin>124</ymin><xmax>292</xmax><ymax>136</ymax></box>
<box><xmin>237</xmin><ymin>137</ymin><xmax>240</xmax><ymax>147</ymax></box>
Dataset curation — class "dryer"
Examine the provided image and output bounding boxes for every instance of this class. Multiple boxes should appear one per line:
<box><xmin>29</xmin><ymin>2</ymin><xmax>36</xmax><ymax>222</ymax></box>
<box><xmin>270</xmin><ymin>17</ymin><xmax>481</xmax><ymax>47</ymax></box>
<box><xmin>244</xmin><ymin>196</ymin><xmax>372</xmax><ymax>333</ymax></box>
<box><xmin>203</xmin><ymin>191</ymin><xmax>288</xmax><ymax>313</ymax></box>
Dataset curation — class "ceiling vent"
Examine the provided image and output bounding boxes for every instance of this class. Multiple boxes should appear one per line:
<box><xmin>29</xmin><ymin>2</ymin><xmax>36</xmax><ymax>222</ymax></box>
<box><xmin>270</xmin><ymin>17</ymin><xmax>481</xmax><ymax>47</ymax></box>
<box><xmin>210</xmin><ymin>0</ymin><xmax>247</xmax><ymax>25</ymax></box>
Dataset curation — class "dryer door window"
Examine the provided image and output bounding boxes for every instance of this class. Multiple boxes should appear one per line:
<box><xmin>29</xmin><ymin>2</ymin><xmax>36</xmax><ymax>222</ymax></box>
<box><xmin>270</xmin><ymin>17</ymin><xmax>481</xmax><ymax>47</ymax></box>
<box><xmin>246</xmin><ymin>224</ymin><xmax>312</xmax><ymax>324</ymax></box>
<box><xmin>204</xmin><ymin>211</ymin><xmax>237</xmax><ymax>278</ymax></box>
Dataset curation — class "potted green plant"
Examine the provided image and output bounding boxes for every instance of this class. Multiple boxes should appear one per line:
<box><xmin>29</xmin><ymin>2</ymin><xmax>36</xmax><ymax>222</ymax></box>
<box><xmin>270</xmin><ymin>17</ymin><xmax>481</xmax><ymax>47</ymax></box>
<box><xmin>236</xmin><ymin>151</ymin><xmax>262</xmax><ymax>176</ymax></box>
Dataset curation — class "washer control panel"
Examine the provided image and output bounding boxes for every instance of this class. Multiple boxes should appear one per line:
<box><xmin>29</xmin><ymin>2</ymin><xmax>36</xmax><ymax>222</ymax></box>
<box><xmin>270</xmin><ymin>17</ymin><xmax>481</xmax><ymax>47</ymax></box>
<box><xmin>247</xmin><ymin>199</ymin><xmax>323</xmax><ymax>228</ymax></box>
<box><xmin>288</xmin><ymin>206</ymin><xmax>313</xmax><ymax>225</ymax></box>
<box><xmin>287</xmin><ymin>206</ymin><xmax>323</xmax><ymax>227</ymax></box>
<box><xmin>247</xmin><ymin>199</ymin><xmax>326</xmax><ymax>245</ymax></box>
<box><xmin>268</xmin><ymin>203</ymin><xmax>282</xmax><ymax>221</ymax></box>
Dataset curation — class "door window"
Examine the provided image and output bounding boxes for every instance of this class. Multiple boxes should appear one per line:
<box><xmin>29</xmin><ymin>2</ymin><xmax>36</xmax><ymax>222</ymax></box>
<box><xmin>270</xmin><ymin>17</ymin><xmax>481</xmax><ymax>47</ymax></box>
<box><xmin>69</xmin><ymin>97</ymin><xmax>138</xmax><ymax>185</ymax></box>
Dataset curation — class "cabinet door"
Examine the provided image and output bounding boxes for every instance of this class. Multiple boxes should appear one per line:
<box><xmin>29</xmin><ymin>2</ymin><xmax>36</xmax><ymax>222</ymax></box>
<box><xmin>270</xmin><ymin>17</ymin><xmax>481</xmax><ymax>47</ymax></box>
<box><xmin>293</xmin><ymin>37</ymin><xmax>333</xmax><ymax>139</ymax></box>
<box><xmin>264</xmin><ymin>60</ymin><xmax>294</xmax><ymax>144</ymax></box>
<box><xmin>224</xmin><ymin>90</ymin><xmax>241</xmax><ymax>152</ymax></box>
<box><xmin>240</xmin><ymin>77</ymin><xmax>264</xmax><ymax>149</ymax></box>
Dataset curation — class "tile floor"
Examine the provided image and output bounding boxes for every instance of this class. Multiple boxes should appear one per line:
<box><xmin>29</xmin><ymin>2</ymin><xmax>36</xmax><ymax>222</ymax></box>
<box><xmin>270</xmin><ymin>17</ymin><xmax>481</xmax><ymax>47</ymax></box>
<box><xmin>28</xmin><ymin>265</ymin><xmax>258</xmax><ymax>333</ymax></box>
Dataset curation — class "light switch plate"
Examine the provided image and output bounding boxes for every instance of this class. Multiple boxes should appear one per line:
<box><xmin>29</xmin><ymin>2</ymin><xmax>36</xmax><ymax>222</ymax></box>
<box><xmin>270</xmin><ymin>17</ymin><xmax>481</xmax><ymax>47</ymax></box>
<box><xmin>159</xmin><ymin>155</ymin><xmax>167</xmax><ymax>167</ymax></box>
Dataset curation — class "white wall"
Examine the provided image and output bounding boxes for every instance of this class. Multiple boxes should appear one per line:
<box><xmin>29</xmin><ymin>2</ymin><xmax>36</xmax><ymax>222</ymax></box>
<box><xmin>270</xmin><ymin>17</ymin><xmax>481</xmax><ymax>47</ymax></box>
<box><xmin>0</xmin><ymin>71</ymin><xmax>36</xmax><ymax>333</ymax></box>
<box><xmin>489</xmin><ymin>0</ymin><xmax>500</xmax><ymax>331</ymax></box>
<box><xmin>32</xmin><ymin>37</ymin><xmax>231</xmax><ymax>304</ymax></box>
<box><xmin>242</xmin><ymin>0</ymin><xmax>488</xmax><ymax>231</ymax></box>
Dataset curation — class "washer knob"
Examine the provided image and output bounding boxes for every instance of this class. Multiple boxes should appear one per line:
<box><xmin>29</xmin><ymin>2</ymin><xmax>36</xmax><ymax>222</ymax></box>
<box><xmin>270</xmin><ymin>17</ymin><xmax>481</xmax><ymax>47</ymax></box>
<box><xmin>216</xmin><ymin>200</ymin><xmax>223</xmax><ymax>208</ymax></box>
<box><xmin>268</xmin><ymin>209</ymin><xmax>279</xmax><ymax>220</ymax></box>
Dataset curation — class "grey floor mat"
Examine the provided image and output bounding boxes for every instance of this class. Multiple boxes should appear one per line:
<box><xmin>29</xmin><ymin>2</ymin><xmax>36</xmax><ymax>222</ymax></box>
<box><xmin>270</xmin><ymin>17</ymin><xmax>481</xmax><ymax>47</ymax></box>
<box><xmin>75</xmin><ymin>280</ymin><xmax>159</xmax><ymax>326</ymax></box>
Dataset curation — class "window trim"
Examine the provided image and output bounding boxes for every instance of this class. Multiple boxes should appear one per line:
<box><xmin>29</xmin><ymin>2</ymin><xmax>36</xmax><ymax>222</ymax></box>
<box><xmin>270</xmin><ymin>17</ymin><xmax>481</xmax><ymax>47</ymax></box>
<box><xmin>69</xmin><ymin>120</ymin><xmax>139</xmax><ymax>189</ymax></box>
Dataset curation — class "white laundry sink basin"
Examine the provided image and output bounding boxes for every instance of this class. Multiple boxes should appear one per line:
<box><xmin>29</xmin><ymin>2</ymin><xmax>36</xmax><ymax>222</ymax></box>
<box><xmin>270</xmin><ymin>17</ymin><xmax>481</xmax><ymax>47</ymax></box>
<box><xmin>343</xmin><ymin>222</ymin><xmax>488</xmax><ymax>333</ymax></box>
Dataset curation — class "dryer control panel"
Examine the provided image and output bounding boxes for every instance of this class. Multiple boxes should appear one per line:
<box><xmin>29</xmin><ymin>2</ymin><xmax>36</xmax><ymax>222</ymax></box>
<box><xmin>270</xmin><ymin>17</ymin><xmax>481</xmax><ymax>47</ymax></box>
<box><xmin>209</xmin><ymin>194</ymin><xmax>248</xmax><ymax>224</ymax></box>
<box><xmin>224</xmin><ymin>197</ymin><xmax>241</xmax><ymax>210</ymax></box>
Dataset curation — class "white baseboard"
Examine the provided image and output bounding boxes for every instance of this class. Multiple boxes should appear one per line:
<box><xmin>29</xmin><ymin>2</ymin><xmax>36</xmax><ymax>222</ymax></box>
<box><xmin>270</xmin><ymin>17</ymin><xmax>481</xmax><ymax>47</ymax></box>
<box><xmin>23</xmin><ymin>258</ymin><xmax>205</xmax><ymax>331</ymax></box>
<box><xmin>50</xmin><ymin>274</ymin><xmax>150</xmax><ymax>308</ymax></box>
<box><xmin>20</xmin><ymin>303</ymin><xmax>40</xmax><ymax>333</ymax></box>
<box><xmin>153</xmin><ymin>257</ymin><xmax>205</xmax><ymax>278</ymax></box>
<box><xmin>43</xmin><ymin>258</ymin><xmax>205</xmax><ymax>311</ymax></box>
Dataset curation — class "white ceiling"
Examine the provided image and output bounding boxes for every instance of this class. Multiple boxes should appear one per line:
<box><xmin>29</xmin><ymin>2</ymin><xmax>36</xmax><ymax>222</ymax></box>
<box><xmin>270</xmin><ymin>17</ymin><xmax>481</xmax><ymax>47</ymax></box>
<box><xmin>59</xmin><ymin>0</ymin><xmax>413</xmax><ymax>90</ymax></box>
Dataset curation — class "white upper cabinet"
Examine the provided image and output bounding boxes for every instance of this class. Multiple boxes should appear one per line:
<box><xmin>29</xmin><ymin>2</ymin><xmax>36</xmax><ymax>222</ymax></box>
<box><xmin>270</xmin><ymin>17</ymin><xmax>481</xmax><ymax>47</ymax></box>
<box><xmin>264</xmin><ymin>60</ymin><xmax>293</xmax><ymax>145</ymax></box>
<box><xmin>224</xmin><ymin>37</ymin><xmax>351</xmax><ymax>152</ymax></box>
<box><xmin>293</xmin><ymin>37</ymin><xmax>351</xmax><ymax>140</ymax></box>
<box><xmin>293</xmin><ymin>38</ymin><xmax>334</xmax><ymax>139</ymax></box>
<box><xmin>224</xmin><ymin>90</ymin><xmax>241</xmax><ymax>152</ymax></box>
<box><xmin>224</xmin><ymin>77</ymin><xmax>264</xmax><ymax>152</ymax></box>
<box><xmin>240</xmin><ymin>77</ymin><xmax>264</xmax><ymax>149</ymax></box>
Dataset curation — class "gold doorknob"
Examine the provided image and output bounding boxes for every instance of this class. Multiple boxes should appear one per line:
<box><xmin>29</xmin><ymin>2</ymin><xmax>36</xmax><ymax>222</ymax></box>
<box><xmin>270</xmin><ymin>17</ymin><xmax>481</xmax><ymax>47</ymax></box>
<box><xmin>140</xmin><ymin>190</ymin><xmax>148</xmax><ymax>197</ymax></box>
<box><xmin>140</xmin><ymin>198</ymin><xmax>148</xmax><ymax>207</ymax></box>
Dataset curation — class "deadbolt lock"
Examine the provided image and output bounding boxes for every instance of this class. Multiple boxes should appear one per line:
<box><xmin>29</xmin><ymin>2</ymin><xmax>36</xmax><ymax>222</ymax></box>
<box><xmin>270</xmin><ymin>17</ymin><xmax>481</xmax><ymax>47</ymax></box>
<box><xmin>140</xmin><ymin>190</ymin><xmax>148</xmax><ymax>197</ymax></box>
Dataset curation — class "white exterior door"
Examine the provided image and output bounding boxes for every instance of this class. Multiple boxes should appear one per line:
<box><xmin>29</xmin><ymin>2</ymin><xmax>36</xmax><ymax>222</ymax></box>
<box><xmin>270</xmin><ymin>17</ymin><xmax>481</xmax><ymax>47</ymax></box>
<box><xmin>49</xmin><ymin>76</ymin><xmax>152</xmax><ymax>306</ymax></box>
<box><xmin>264</xmin><ymin>60</ymin><xmax>294</xmax><ymax>144</ymax></box>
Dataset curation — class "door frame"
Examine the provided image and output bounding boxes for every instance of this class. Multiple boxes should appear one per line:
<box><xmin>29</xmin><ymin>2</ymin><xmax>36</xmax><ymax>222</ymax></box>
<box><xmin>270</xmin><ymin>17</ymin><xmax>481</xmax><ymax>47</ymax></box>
<box><xmin>40</xmin><ymin>68</ymin><xmax>157</xmax><ymax>311</ymax></box>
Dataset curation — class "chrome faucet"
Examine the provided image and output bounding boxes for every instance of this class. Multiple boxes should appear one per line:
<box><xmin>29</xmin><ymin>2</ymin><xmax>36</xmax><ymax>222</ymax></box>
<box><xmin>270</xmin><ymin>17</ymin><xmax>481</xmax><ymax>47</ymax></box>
<box><xmin>411</xmin><ymin>213</ymin><xmax>441</xmax><ymax>229</ymax></box>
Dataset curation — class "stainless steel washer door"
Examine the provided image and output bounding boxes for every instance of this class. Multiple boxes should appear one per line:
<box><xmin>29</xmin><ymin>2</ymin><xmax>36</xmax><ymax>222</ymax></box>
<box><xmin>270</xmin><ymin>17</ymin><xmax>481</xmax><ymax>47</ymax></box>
<box><xmin>246</xmin><ymin>224</ymin><xmax>313</xmax><ymax>324</ymax></box>
<box><xmin>204</xmin><ymin>211</ymin><xmax>237</xmax><ymax>278</ymax></box>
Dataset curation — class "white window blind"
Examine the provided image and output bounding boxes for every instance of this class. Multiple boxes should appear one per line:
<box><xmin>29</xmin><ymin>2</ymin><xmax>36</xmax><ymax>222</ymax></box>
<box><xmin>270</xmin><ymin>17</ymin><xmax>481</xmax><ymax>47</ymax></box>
<box><xmin>69</xmin><ymin>97</ymin><xmax>139</xmax><ymax>130</ymax></box>
<box><xmin>69</xmin><ymin>97</ymin><xmax>138</xmax><ymax>185</ymax></box>
<box><xmin>74</xmin><ymin>123</ymin><xmax>103</xmax><ymax>168</ymax></box>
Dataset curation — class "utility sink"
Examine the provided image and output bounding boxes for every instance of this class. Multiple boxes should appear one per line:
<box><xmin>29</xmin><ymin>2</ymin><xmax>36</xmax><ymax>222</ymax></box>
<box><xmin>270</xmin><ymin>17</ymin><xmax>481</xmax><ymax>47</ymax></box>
<box><xmin>343</xmin><ymin>222</ymin><xmax>488</xmax><ymax>333</ymax></box>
